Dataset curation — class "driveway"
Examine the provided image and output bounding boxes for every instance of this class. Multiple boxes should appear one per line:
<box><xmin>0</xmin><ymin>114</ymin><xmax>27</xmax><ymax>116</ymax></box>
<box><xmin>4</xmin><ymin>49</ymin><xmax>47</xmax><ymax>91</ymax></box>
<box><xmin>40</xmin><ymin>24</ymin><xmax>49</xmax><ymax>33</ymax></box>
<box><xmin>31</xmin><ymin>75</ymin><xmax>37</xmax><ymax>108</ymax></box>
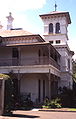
<box><xmin>0</xmin><ymin>110</ymin><xmax>76</xmax><ymax>119</ymax></box>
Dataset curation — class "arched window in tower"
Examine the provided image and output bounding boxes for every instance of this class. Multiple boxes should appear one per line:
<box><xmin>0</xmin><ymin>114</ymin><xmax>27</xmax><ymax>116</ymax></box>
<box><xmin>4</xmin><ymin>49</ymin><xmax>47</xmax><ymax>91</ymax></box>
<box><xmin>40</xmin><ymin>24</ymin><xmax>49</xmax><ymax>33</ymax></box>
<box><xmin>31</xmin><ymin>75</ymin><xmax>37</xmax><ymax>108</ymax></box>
<box><xmin>55</xmin><ymin>22</ymin><xmax>60</xmax><ymax>34</ymax></box>
<box><xmin>49</xmin><ymin>23</ymin><xmax>53</xmax><ymax>33</ymax></box>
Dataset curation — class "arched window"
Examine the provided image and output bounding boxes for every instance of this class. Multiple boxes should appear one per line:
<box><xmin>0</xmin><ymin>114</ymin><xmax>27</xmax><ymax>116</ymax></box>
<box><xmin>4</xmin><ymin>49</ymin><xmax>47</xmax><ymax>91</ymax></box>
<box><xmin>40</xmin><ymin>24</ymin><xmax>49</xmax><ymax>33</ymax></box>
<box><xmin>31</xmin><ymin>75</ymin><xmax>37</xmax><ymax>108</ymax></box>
<box><xmin>49</xmin><ymin>23</ymin><xmax>53</xmax><ymax>33</ymax></box>
<box><xmin>55</xmin><ymin>23</ymin><xmax>60</xmax><ymax>34</ymax></box>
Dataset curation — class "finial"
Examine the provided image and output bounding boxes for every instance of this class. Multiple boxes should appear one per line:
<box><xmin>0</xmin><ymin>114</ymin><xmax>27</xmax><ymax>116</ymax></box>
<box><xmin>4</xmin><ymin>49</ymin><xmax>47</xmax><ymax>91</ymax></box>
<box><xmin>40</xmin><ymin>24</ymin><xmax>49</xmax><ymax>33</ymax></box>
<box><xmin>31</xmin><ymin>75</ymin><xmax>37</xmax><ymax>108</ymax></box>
<box><xmin>0</xmin><ymin>21</ymin><xmax>3</xmax><ymax>29</ymax></box>
<box><xmin>54</xmin><ymin>1</ymin><xmax>57</xmax><ymax>11</ymax></box>
<box><xmin>6</xmin><ymin>12</ymin><xmax>14</xmax><ymax>30</ymax></box>
<box><xmin>9</xmin><ymin>12</ymin><xmax>12</xmax><ymax>16</ymax></box>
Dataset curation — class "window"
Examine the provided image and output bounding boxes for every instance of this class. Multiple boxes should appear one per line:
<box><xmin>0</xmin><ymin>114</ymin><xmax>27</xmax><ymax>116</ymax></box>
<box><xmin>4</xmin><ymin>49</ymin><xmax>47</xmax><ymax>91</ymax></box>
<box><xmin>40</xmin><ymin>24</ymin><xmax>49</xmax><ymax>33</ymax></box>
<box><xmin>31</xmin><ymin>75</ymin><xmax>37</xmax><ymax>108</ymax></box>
<box><xmin>49</xmin><ymin>23</ymin><xmax>53</xmax><ymax>33</ymax></box>
<box><xmin>12</xmin><ymin>48</ymin><xmax>19</xmax><ymax>58</ymax></box>
<box><xmin>55</xmin><ymin>22</ymin><xmax>60</xmax><ymax>34</ymax></box>
<box><xmin>49</xmin><ymin>41</ymin><xmax>53</xmax><ymax>44</ymax></box>
<box><xmin>56</xmin><ymin>40</ymin><xmax>60</xmax><ymax>44</ymax></box>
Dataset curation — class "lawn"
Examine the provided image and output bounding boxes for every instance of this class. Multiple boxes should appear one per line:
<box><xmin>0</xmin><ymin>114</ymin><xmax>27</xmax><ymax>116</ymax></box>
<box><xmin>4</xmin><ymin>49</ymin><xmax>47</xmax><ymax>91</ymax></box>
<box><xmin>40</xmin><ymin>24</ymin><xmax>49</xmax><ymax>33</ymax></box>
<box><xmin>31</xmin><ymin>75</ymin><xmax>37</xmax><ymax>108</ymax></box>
<box><xmin>68</xmin><ymin>108</ymin><xmax>76</xmax><ymax>111</ymax></box>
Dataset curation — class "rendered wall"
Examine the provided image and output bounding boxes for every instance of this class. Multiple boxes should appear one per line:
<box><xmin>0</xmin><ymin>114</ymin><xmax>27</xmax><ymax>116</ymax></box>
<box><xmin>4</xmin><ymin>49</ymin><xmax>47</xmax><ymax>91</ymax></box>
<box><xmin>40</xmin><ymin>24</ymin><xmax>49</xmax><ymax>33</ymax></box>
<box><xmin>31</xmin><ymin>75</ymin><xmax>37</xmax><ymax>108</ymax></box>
<box><xmin>20</xmin><ymin>73</ymin><xmax>49</xmax><ymax>103</ymax></box>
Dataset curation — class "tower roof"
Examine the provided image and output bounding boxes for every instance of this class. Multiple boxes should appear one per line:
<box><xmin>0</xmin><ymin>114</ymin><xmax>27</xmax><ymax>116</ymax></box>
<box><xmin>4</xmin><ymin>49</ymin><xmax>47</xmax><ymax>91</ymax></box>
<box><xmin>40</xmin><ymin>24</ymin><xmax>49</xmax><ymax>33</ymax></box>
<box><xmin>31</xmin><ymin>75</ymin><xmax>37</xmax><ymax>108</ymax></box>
<box><xmin>40</xmin><ymin>11</ymin><xmax>71</xmax><ymax>24</ymax></box>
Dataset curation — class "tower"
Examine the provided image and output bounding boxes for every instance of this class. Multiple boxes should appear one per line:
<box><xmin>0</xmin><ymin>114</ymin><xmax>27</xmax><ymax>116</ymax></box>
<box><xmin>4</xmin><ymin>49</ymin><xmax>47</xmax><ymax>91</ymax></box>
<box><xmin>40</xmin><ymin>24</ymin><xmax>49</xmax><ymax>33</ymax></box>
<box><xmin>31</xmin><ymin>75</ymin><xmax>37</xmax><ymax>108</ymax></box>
<box><xmin>40</xmin><ymin>10</ymin><xmax>74</xmax><ymax>89</ymax></box>
<box><xmin>6</xmin><ymin>12</ymin><xmax>14</xmax><ymax>30</ymax></box>
<box><xmin>40</xmin><ymin>11</ymin><xmax>71</xmax><ymax>45</ymax></box>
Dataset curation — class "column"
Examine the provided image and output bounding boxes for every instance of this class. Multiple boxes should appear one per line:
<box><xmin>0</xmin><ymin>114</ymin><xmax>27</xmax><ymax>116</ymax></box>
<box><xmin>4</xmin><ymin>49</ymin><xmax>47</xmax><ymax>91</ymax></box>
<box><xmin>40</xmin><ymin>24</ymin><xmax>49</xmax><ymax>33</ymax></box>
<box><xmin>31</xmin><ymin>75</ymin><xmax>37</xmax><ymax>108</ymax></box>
<box><xmin>48</xmin><ymin>69</ymin><xmax>51</xmax><ymax>100</ymax></box>
<box><xmin>18</xmin><ymin>70</ymin><xmax>20</xmax><ymax>103</ymax></box>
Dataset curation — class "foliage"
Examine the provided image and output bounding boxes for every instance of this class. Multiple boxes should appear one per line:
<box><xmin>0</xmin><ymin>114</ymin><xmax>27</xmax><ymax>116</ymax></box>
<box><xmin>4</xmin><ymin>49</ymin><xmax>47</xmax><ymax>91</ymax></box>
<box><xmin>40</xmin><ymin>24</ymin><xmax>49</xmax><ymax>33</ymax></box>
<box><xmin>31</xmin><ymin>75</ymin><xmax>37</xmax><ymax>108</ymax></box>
<box><xmin>68</xmin><ymin>108</ymin><xmax>76</xmax><ymax>111</ymax></box>
<box><xmin>72</xmin><ymin>60</ymin><xmax>76</xmax><ymax>83</ymax></box>
<box><xmin>0</xmin><ymin>73</ymin><xmax>13</xmax><ymax>114</ymax></box>
<box><xmin>72</xmin><ymin>74</ymin><xmax>76</xmax><ymax>83</ymax></box>
<box><xmin>4</xmin><ymin>77</ymin><xmax>15</xmax><ymax>114</ymax></box>
<box><xmin>72</xmin><ymin>60</ymin><xmax>76</xmax><ymax>99</ymax></box>
<box><xmin>20</xmin><ymin>94</ymin><xmax>33</xmax><ymax>110</ymax></box>
<box><xmin>43</xmin><ymin>97</ymin><xmax>61</xmax><ymax>108</ymax></box>
<box><xmin>72</xmin><ymin>60</ymin><xmax>76</xmax><ymax>74</ymax></box>
<box><xmin>0</xmin><ymin>73</ymin><xmax>10</xmax><ymax>80</ymax></box>
<box><xmin>56</xmin><ymin>60</ymin><xmax>76</xmax><ymax>108</ymax></box>
<box><xmin>48</xmin><ymin>98</ymin><xmax>61</xmax><ymax>108</ymax></box>
<box><xmin>58</xmin><ymin>87</ymin><xmax>75</xmax><ymax>108</ymax></box>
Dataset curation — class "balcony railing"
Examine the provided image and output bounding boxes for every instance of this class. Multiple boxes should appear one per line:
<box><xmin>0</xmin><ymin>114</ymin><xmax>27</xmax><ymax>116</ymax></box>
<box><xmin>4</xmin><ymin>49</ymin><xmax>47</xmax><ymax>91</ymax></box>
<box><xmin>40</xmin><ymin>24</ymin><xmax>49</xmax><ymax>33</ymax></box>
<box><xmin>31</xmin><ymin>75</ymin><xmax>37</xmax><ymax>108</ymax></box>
<box><xmin>0</xmin><ymin>57</ymin><xmax>60</xmax><ymax>70</ymax></box>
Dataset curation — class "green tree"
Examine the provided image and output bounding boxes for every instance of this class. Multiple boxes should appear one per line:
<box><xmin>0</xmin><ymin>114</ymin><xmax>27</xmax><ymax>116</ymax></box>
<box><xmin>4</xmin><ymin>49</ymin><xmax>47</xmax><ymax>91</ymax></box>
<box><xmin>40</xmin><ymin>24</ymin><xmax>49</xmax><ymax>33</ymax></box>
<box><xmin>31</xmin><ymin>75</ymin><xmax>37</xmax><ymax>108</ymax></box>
<box><xmin>0</xmin><ymin>73</ymin><xmax>10</xmax><ymax>80</ymax></box>
<box><xmin>72</xmin><ymin>60</ymin><xmax>76</xmax><ymax>82</ymax></box>
<box><xmin>72</xmin><ymin>60</ymin><xmax>76</xmax><ymax>107</ymax></box>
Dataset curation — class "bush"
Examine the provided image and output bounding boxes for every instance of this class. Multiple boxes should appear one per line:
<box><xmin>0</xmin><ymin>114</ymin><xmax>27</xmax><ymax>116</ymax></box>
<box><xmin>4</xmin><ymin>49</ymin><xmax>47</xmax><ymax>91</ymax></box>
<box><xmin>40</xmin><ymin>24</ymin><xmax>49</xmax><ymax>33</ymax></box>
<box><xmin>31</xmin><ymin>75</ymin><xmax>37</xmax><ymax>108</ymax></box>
<box><xmin>4</xmin><ymin>78</ymin><xmax>14</xmax><ymax>114</ymax></box>
<box><xmin>20</xmin><ymin>94</ymin><xmax>33</xmax><ymax>110</ymax></box>
<box><xmin>58</xmin><ymin>87</ymin><xmax>74</xmax><ymax>107</ymax></box>
<box><xmin>48</xmin><ymin>98</ymin><xmax>61</xmax><ymax>108</ymax></box>
<box><xmin>43</xmin><ymin>97</ymin><xmax>61</xmax><ymax>108</ymax></box>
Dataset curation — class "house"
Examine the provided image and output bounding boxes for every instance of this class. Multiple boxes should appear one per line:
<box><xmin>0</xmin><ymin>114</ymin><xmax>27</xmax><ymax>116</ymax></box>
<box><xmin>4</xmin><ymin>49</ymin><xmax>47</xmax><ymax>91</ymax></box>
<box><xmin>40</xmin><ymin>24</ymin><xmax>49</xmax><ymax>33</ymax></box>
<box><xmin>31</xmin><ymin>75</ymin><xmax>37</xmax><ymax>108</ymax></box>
<box><xmin>0</xmin><ymin>10</ymin><xmax>74</xmax><ymax>107</ymax></box>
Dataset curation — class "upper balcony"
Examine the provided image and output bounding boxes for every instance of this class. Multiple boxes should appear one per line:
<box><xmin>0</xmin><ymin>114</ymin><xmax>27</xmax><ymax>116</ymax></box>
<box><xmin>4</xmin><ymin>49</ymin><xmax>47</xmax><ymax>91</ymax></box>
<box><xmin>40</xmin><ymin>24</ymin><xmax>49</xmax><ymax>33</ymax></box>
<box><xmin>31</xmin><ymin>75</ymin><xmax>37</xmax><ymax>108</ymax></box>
<box><xmin>0</xmin><ymin>56</ymin><xmax>60</xmax><ymax>70</ymax></box>
<box><xmin>0</xmin><ymin>38</ymin><xmax>61</xmax><ymax>71</ymax></box>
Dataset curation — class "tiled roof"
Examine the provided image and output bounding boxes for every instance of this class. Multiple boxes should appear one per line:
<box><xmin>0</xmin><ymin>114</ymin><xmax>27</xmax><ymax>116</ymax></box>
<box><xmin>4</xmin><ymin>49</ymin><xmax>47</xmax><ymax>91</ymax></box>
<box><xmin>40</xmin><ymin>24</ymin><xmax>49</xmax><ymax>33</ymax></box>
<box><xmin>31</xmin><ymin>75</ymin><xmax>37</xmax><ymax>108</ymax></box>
<box><xmin>0</xmin><ymin>30</ymin><xmax>33</xmax><ymax>37</ymax></box>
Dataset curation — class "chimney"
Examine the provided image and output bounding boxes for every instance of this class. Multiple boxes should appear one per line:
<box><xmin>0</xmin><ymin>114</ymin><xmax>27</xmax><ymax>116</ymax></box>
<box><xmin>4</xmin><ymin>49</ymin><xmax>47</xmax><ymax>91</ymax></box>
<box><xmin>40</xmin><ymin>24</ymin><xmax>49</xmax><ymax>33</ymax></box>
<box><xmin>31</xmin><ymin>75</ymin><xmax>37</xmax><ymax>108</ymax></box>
<box><xmin>6</xmin><ymin>12</ymin><xmax>14</xmax><ymax>30</ymax></box>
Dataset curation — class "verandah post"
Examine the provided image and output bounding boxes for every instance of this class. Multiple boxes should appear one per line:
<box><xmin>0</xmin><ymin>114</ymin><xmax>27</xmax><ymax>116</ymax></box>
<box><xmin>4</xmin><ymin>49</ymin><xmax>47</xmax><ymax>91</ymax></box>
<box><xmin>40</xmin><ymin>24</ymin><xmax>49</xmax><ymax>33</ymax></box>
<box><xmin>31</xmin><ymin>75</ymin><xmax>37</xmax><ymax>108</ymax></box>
<box><xmin>48</xmin><ymin>69</ymin><xmax>51</xmax><ymax>100</ymax></box>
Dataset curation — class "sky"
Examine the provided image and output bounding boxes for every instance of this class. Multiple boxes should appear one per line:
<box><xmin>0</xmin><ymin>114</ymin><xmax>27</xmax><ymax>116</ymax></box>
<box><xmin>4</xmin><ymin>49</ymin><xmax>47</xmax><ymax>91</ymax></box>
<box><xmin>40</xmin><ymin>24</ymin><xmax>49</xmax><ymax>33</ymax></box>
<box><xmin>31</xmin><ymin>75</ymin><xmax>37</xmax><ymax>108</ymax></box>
<box><xmin>0</xmin><ymin>0</ymin><xmax>76</xmax><ymax>59</ymax></box>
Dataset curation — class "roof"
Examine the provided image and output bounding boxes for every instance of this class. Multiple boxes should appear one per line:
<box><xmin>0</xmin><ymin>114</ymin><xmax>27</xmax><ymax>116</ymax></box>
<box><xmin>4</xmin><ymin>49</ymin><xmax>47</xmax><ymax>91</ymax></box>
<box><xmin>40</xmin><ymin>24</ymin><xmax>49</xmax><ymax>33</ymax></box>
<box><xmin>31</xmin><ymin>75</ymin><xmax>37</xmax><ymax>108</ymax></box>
<box><xmin>40</xmin><ymin>11</ymin><xmax>71</xmax><ymax>24</ymax></box>
<box><xmin>2</xmin><ymin>34</ymin><xmax>45</xmax><ymax>42</ymax></box>
<box><xmin>0</xmin><ymin>29</ymin><xmax>33</xmax><ymax>37</ymax></box>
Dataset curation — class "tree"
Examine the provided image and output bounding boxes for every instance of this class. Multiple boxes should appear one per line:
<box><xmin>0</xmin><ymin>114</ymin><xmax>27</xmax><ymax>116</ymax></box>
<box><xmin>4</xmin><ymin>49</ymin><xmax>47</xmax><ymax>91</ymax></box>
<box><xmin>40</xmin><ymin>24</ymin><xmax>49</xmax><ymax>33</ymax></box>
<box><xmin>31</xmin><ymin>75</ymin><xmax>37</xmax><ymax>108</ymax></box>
<box><xmin>0</xmin><ymin>73</ymin><xmax>15</xmax><ymax>114</ymax></box>
<box><xmin>72</xmin><ymin>60</ymin><xmax>76</xmax><ymax>101</ymax></box>
<box><xmin>0</xmin><ymin>73</ymin><xmax>10</xmax><ymax>80</ymax></box>
<box><xmin>72</xmin><ymin>60</ymin><xmax>76</xmax><ymax>82</ymax></box>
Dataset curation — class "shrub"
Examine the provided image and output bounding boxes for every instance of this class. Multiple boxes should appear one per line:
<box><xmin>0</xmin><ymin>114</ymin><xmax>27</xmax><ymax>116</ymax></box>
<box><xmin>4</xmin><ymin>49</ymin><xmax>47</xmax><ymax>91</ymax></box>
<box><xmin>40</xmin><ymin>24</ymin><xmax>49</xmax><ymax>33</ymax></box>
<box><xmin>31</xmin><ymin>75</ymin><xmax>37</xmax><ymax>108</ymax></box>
<box><xmin>20</xmin><ymin>94</ymin><xmax>33</xmax><ymax>110</ymax></box>
<box><xmin>4</xmin><ymin>78</ymin><xmax>15</xmax><ymax>114</ymax></box>
<box><xmin>58</xmin><ymin>87</ymin><xmax>74</xmax><ymax>107</ymax></box>
<box><xmin>43</xmin><ymin>97</ymin><xmax>61</xmax><ymax>108</ymax></box>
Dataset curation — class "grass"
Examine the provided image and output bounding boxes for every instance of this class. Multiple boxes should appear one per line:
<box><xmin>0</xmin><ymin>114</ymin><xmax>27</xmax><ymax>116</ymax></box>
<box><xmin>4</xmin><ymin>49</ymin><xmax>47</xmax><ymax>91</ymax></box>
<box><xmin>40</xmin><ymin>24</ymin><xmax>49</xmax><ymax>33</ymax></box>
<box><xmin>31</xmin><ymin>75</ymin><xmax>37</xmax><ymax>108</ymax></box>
<box><xmin>42</xmin><ymin>107</ymin><xmax>76</xmax><ymax>112</ymax></box>
<box><xmin>68</xmin><ymin>108</ymin><xmax>76</xmax><ymax>111</ymax></box>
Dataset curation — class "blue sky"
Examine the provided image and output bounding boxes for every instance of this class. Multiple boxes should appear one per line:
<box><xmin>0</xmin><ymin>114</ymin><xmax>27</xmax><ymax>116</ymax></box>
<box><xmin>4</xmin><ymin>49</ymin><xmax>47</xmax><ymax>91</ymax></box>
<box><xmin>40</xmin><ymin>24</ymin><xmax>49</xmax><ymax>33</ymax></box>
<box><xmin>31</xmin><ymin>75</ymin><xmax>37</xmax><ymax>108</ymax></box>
<box><xmin>0</xmin><ymin>0</ymin><xmax>76</xmax><ymax>58</ymax></box>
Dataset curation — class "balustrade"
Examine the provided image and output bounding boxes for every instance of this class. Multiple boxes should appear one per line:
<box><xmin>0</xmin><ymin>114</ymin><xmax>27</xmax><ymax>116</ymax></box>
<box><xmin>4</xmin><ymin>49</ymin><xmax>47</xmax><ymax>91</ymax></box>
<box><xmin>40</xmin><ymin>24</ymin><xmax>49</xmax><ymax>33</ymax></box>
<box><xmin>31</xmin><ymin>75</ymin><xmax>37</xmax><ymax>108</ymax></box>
<box><xmin>0</xmin><ymin>56</ymin><xmax>60</xmax><ymax>70</ymax></box>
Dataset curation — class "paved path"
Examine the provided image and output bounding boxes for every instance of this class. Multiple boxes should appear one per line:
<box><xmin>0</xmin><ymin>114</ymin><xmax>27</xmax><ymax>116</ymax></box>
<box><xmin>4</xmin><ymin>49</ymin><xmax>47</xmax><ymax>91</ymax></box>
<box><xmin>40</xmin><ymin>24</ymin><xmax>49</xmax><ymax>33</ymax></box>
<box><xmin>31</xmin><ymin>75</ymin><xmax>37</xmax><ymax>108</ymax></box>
<box><xmin>0</xmin><ymin>110</ymin><xmax>76</xmax><ymax>119</ymax></box>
